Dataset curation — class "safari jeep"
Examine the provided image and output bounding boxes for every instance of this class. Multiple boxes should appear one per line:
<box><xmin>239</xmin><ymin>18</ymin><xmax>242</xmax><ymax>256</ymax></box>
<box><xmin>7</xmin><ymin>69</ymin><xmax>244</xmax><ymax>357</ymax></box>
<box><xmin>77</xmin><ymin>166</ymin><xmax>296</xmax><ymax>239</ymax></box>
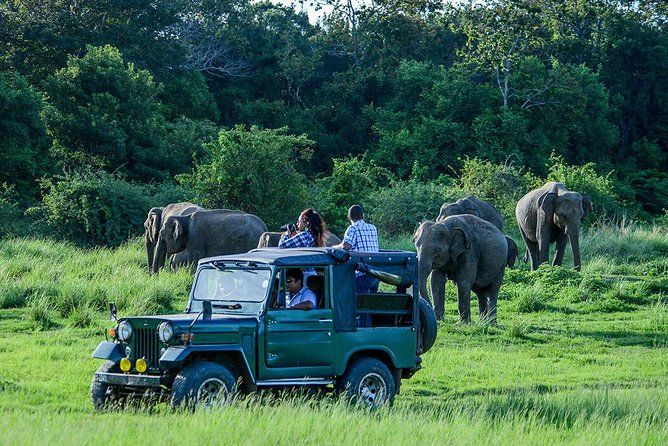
<box><xmin>91</xmin><ymin>248</ymin><xmax>437</xmax><ymax>409</ymax></box>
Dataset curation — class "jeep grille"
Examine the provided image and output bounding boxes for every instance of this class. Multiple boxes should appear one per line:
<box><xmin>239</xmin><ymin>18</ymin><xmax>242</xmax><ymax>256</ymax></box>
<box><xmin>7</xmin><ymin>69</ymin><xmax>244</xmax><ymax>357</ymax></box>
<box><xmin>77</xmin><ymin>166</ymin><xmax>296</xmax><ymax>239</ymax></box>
<box><xmin>134</xmin><ymin>328</ymin><xmax>161</xmax><ymax>370</ymax></box>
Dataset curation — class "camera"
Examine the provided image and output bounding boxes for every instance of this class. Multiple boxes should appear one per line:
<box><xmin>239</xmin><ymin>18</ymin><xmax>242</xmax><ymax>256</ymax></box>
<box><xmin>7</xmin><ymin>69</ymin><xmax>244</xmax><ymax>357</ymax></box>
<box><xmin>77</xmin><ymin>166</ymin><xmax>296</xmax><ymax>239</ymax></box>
<box><xmin>280</xmin><ymin>223</ymin><xmax>297</xmax><ymax>233</ymax></box>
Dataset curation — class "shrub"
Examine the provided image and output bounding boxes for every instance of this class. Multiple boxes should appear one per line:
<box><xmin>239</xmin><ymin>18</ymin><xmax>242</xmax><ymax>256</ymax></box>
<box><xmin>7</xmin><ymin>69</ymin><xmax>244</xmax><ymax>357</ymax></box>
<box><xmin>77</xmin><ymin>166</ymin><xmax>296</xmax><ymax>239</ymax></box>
<box><xmin>456</xmin><ymin>157</ymin><xmax>541</xmax><ymax>224</ymax></box>
<box><xmin>33</xmin><ymin>171</ymin><xmax>187</xmax><ymax>247</ymax></box>
<box><xmin>513</xmin><ymin>286</ymin><xmax>548</xmax><ymax>313</ymax></box>
<box><xmin>178</xmin><ymin>125</ymin><xmax>313</xmax><ymax>230</ymax></box>
<box><xmin>67</xmin><ymin>305</ymin><xmax>95</xmax><ymax>328</ymax></box>
<box><xmin>0</xmin><ymin>285</ymin><xmax>28</xmax><ymax>309</ymax></box>
<box><xmin>26</xmin><ymin>301</ymin><xmax>58</xmax><ymax>330</ymax></box>
<box><xmin>313</xmin><ymin>156</ymin><xmax>394</xmax><ymax>235</ymax></box>
<box><xmin>367</xmin><ymin>177</ymin><xmax>455</xmax><ymax>236</ymax></box>
<box><xmin>546</xmin><ymin>154</ymin><xmax>621</xmax><ymax>218</ymax></box>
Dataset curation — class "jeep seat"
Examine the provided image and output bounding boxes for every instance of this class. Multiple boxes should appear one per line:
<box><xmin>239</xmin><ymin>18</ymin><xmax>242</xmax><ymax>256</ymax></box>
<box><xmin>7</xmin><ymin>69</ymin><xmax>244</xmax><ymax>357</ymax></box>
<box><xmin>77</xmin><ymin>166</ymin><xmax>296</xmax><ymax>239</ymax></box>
<box><xmin>306</xmin><ymin>275</ymin><xmax>325</xmax><ymax>308</ymax></box>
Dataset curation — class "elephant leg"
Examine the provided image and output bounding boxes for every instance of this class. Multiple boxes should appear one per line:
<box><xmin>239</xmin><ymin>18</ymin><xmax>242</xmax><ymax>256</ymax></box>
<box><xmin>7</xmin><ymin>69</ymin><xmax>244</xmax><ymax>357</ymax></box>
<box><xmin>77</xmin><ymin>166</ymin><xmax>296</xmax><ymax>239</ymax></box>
<box><xmin>476</xmin><ymin>291</ymin><xmax>488</xmax><ymax>320</ymax></box>
<box><xmin>456</xmin><ymin>283</ymin><xmax>472</xmax><ymax>323</ymax></box>
<box><xmin>430</xmin><ymin>270</ymin><xmax>447</xmax><ymax>320</ymax></box>
<box><xmin>552</xmin><ymin>233</ymin><xmax>568</xmax><ymax>266</ymax></box>
<box><xmin>484</xmin><ymin>283</ymin><xmax>501</xmax><ymax>325</ymax></box>
<box><xmin>520</xmin><ymin>228</ymin><xmax>539</xmax><ymax>271</ymax></box>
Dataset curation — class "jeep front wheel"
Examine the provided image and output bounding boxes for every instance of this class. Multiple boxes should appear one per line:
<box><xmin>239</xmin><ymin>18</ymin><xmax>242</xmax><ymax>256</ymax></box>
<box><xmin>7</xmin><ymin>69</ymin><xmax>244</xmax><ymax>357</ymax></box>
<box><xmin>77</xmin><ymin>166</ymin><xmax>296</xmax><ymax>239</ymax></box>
<box><xmin>336</xmin><ymin>357</ymin><xmax>396</xmax><ymax>408</ymax></box>
<box><xmin>170</xmin><ymin>361</ymin><xmax>237</xmax><ymax>409</ymax></box>
<box><xmin>90</xmin><ymin>361</ymin><xmax>122</xmax><ymax>411</ymax></box>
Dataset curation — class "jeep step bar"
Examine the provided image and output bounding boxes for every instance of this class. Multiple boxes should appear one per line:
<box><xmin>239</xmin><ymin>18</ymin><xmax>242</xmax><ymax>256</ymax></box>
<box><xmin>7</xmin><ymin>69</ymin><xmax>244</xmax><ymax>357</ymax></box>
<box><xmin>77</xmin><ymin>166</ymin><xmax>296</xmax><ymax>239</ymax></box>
<box><xmin>256</xmin><ymin>378</ymin><xmax>334</xmax><ymax>386</ymax></box>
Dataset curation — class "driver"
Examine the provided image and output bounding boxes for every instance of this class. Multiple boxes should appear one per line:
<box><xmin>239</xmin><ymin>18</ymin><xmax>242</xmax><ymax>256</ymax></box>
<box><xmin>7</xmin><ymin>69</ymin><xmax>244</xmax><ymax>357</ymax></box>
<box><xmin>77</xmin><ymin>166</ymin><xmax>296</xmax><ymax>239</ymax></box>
<box><xmin>285</xmin><ymin>269</ymin><xmax>317</xmax><ymax>310</ymax></box>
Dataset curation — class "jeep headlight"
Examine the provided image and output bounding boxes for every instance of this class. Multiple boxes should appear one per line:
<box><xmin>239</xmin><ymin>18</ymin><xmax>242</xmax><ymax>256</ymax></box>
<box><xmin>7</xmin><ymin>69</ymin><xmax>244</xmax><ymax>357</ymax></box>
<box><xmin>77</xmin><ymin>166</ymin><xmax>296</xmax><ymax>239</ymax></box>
<box><xmin>118</xmin><ymin>321</ymin><xmax>132</xmax><ymax>342</ymax></box>
<box><xmin>157</xmin><ymin>321</ymin><xmax>174</xmax><ymax>343</ymax></box>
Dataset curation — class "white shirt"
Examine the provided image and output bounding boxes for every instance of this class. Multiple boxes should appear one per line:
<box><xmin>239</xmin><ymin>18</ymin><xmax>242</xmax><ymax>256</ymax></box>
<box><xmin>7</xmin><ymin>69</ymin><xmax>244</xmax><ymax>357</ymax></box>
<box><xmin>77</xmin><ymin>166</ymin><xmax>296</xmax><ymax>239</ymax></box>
<box><xmin>287</xmin><ymin>286</ymin><xmax>317</xmax><ymax>308</ymax></box>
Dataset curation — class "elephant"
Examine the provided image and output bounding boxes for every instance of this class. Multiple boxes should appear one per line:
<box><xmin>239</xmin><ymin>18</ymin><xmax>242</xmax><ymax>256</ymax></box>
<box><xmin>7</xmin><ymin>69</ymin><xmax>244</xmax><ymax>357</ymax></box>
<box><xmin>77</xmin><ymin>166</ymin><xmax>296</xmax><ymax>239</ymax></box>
<box><xmin>152</xmin><ymin>209</ymin><xmax>268</xmax><ymax>273</ymax></box>
<box><xmin>414</xmin><ymin>215</ymin><xmax>507</xmax><ymax>323</ymax></box>
<box><xmin>144</xmin><ymin>202</ymin><xmax>202</xmax><ymax>272</ymax></box>
<box><xmin>505</xmin><ymin>236</ymin><xmax>519</xmax><ymax>268</ymax></box>
<box><xmin>256</xmin><ymin>231</ymin><xmax>342</xmax><ymax>248</ymax></box>
<box><xmin>437</xmin><ymin>195</ymin><xmax>504</xmax><ymax>231</ymax></box>
<box><xmin>516</xmin><ymin>182</ymin><xmax>592</xmax><ymax>271</ymax></box>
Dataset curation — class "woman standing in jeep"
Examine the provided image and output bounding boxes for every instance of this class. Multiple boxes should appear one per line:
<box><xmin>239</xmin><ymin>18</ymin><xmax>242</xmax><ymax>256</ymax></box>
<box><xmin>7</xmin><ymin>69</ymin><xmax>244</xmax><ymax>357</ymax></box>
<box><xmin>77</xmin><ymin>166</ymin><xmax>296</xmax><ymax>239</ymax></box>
<box><xmin>278</xmin><ymin>208</ymin><xmax>327</xmax><ymax>248</ymax></box>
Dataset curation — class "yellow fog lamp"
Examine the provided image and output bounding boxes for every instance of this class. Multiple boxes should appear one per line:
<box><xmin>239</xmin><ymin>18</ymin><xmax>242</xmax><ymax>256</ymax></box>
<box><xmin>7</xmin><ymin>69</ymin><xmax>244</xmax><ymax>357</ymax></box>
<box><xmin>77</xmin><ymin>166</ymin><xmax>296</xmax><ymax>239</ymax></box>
<box><xmin>120</xmin><ymin>357</ymin><xmax>132</xmax><ymax>372</ymax></box>
<box><xmin>135</xmin><ymin>358</ymin><xmax>148</xmax><ymax>373</ymax></box>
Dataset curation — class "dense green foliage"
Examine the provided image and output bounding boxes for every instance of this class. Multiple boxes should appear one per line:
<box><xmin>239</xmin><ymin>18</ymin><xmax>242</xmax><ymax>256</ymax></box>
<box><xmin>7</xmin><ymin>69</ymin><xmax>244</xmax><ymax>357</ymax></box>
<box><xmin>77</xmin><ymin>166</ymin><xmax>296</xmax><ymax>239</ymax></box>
<box><xmin>0</xmin><ymin>0</ymin><xmax>665</xmax><ymax>240</ymax></box>
<box><xmin>178</xmin><ymin>125</ymin><xmax>313</xmax><ymax>230</ymax></box>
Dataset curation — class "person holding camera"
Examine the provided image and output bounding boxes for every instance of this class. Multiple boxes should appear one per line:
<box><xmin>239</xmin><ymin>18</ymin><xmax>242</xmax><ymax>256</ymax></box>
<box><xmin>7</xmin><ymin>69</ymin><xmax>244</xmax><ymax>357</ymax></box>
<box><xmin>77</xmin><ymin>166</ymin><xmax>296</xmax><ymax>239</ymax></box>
<box><xmin>278</xmin><ymin>208</ymin><xmax>327</xmax><ymax>249</ymax></box>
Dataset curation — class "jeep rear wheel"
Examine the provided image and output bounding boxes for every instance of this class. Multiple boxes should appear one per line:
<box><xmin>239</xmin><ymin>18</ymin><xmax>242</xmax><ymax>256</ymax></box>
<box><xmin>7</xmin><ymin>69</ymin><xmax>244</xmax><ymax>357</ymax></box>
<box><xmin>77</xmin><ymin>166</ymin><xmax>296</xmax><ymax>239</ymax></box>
<box><xmin>336</xmin><ymin>357</ymin><xmax>396</xmax><ymax>408</ymax></box>
<box><xmin>90</xmin><ymin>361</ymin><xmax>122</xmax><ymax>411</ymax></box>
<box><xmin>170</xmin><ymin>361</ymin><xmax>237</xmax><ymax>409</ymax></box>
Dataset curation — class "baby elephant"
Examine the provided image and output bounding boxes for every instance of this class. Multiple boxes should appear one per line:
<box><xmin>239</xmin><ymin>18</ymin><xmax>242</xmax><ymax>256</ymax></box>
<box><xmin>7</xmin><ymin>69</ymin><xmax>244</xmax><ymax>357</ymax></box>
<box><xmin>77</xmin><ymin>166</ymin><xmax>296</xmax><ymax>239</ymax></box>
<box><xmin>414</xmin><ymin>215</ymin><xmax>507</xmax><ymax>323</ymax></box>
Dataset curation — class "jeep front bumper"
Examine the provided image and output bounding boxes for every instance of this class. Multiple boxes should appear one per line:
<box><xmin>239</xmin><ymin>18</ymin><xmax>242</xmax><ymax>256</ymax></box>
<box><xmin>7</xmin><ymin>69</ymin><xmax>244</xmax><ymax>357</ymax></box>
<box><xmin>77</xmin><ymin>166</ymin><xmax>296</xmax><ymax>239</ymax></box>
<box><xmin>95</xmin><ymin>372</ymin><xmax>166</xmax><ymax>388</ymax></box>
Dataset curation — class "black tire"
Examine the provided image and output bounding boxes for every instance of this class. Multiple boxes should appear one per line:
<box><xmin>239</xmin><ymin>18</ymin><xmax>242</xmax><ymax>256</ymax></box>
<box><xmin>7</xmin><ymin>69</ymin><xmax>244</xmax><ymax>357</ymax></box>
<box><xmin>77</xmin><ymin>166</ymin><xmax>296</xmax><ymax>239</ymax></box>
<box><xmin>335</xmin><ymin>357</ymin><xmax>396</xmax><ymax>408</ymax></box>
<box><xmin>418</xmin><ymin>297</ymin><xmax>437</xmax><ymax>354</ymax></box>
<box><xmin>90</xmin><ymin>361</ymin><xmax>121</xmax><ymax>411</ymax></box>
<box><xmin>170</xmin><ymin>361</ymin><xmax>237</xmax><ymax>409</ymax></box>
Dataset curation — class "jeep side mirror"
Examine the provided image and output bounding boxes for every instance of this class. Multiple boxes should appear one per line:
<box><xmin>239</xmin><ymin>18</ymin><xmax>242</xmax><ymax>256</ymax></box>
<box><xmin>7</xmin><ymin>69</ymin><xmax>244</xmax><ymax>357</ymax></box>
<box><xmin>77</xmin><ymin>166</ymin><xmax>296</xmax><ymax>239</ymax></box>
<box><xmin>202</xmin><ymin>300</ymin><xmax>212</xmax><ymax>320</ymax></box>
<box><xmin>109</xmin><ymin>302</ymin><xmax>117</xmax><ymax>322</ymax></box>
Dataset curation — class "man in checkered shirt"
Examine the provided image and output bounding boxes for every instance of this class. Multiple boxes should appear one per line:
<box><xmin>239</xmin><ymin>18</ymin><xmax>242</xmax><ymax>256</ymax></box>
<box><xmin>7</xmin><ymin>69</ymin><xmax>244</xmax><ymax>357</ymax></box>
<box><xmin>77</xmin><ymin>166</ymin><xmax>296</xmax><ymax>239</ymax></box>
<box><xmin>336</xmin><ymin>204</ymin><xmax>379</xmax><ymax>293</ymax></box>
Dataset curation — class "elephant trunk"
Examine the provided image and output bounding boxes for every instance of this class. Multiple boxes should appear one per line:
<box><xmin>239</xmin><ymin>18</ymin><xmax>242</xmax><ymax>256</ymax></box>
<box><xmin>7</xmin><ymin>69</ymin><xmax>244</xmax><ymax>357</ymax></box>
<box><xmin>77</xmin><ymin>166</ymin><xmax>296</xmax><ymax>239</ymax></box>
<box><xmin>152</xmin><ymin>235</ymin><xmax>168</xmax><ymax>274</ymax></box>
<box><xmin>145</xmin><ymin>236</ymin><xmax>155</xmax><ymax>271</ymax></box>
<box><xmin>568</xmin><ymin>225</ymin><xmax>582</xmax><ymax>271</ymax></box>
<box><xmin>418</xmin><ymin>255</ymin><xmax>433</xmax><ymax>304</ymax></box>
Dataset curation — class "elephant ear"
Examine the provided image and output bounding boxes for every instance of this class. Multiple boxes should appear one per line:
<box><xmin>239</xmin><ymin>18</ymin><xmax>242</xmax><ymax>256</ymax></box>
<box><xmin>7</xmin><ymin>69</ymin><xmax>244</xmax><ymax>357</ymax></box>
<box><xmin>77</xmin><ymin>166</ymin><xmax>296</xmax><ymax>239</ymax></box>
<box><xmin>581</xmin><ymin>194</ymin><xmax>592</xmax><ymax>222</ymax></box>
<box><xmin>145</xmin><ymin>207</ymin><xmax>162</xmax><ymax>243</ymax></box>
<box><xmin>172</xmin><ymin>218</ymin><xmax>184</xmax><ymax>245</ymax></box>
<box><xmin>537</xmin><ymin>191</ymin><xmax>557</xmax><ymax>238</ymax></box>
<box><xmin>450</xmin><ymin>227</ymin><xmax>471</xmax><ymax>262</ymax></box>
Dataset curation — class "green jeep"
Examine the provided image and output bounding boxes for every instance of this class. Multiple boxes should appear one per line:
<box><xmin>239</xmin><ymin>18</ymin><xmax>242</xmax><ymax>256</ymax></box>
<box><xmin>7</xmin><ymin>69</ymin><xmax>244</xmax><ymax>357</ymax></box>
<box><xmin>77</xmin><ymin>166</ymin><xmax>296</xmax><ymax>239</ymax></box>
<box><xmin>91</xmin><ymin>248</ymin><xmax>437</xmax><ymax>409</ymax></box>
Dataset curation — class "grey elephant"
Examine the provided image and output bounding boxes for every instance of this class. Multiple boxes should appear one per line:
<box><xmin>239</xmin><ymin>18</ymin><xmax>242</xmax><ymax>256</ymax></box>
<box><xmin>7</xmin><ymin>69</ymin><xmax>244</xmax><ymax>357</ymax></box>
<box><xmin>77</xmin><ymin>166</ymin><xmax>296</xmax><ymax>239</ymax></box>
<box><xmin>144</xmin><ymin>202</ymin><xmax>202</xmax><ymax>272</ymax></box>
<box><xmin>414</xmin><ymin>215</ymin><xmax>507</xmax><ymax>323</ymax></box>
<box><xmin>516</xmin><ymin>182</ymin><xmax>591</xmax><ymax>271</ymax></box>
<box><xmin>256</xmin><ymin>231</ymin><xmax>342</xmax><ymax>248</ymax></box>
<box><xmin>437</xmin><ymin>195</ymin><xmax>504</xmax><ymax>231</ymax></box>
<box><xmin>152</xmin><ymin>209</ymin><xmax>268</xmax><ymax>273</ymax></box>
<box><xmin>505</xmin><ymin>236</ymin><xmax>519</xmax><ymax>268</ymax></box>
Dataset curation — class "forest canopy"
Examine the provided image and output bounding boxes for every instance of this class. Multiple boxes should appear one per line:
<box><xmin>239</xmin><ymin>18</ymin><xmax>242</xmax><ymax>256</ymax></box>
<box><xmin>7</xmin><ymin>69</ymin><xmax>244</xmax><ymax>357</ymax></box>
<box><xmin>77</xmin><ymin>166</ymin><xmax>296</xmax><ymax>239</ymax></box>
<box><xmin>0</xmin><ymin>0</ymin><xmax>665</xmax><ymax>245</ymax></box>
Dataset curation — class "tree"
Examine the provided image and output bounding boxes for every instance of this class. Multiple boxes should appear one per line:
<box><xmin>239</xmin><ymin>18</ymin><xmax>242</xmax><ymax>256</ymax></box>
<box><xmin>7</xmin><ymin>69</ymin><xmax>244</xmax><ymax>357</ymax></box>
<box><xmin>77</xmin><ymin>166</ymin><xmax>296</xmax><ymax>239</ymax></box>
<box><xmin>42</xmin><ymin>45</ymin><xmax>171</xmax><ymax>181</ymax></box>
<box><xmin>458</xmin><ymin>0</ymin><xmax>550</xmax><ymax>108</ymax></box>
<box><xmin>0</xmin><ymin>71</ymin><xmax>50</xmax><ymax>198</ymax></box>
<box><xmin>177</xmin><ymin>125</ymin><xmax>313</xmax><ymax>229</ymax></box>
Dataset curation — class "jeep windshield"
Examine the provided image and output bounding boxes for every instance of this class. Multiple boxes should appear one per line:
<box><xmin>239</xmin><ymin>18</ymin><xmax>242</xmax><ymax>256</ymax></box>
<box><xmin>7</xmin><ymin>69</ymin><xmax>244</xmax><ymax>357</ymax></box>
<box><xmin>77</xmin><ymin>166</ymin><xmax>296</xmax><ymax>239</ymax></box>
<box><xmin>189</xmin><ymin>266</ymin><xmax>271</xmax><ymax>314</ymax></box>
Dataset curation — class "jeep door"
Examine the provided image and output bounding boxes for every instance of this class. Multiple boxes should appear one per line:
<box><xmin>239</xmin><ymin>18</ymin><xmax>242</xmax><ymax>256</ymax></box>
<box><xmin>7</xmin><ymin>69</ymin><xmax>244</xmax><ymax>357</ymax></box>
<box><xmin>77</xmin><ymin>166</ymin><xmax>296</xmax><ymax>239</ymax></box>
<box><xmin>259</xmin><ymin>267</ymin><xmax>336</xmax><ymax>379</ymax></box>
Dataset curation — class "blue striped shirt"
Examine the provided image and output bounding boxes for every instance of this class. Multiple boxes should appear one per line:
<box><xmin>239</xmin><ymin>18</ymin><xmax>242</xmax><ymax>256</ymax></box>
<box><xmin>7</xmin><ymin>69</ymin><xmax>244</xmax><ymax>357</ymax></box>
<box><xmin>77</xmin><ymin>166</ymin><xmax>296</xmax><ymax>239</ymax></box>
<box><xmin>343</xmin><ymin>219</ymin><xmax>379</xmax><ymax>253</ymax></box>
<box><xmin>278</xmin><ymin>230</ymin><xmax>316</xmax><ymax>249</ymax></box>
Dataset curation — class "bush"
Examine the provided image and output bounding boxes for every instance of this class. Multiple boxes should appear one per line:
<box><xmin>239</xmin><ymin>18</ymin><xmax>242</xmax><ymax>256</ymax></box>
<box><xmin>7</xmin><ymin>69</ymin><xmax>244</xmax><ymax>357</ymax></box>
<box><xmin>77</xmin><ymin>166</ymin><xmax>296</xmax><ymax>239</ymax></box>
<box><xmin>367</xmin><ymin>177</ymin><xmax>455</xmax><ymax>236</ymax></box>
<box><xmin>546</xmin><ymin>154</ymin><xmax>621</xmax><ymax>218</ymax></box>
<box><xmin>456</xmin><ymin>157</ymin><xmax>541</xmax><ymax>224</ymax></box>
<box><xmin>178</xmin><ymin>125</ymin><xmax>312</xmax><ymax>230</ymax></box>
<box><xmin>26</xmin><ymin>301</ymin><xmax>58</xmax><ymax>330</ymax></box>
<box><xmin>313</xmin><ymin>155</ymin><xmax>393</xmax><ymax>235</ymax></box>
<box><xmin>513</xmin><ymin>286</ymin><xmax>548</xmax><ymax>313</ymax></box>
<box><xmin>33</xmin><ymin>171</ymin><xmax>187</xmax><ymax>247</ymax></box>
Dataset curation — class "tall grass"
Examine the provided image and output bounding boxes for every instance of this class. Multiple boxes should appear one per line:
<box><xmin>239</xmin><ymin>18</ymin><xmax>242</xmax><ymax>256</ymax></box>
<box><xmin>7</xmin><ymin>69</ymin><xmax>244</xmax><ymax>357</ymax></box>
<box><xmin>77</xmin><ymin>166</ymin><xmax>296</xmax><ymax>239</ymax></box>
<box><xmin>0</xmin><ymin>238</ymin><xmax>192</xmax><ymax>321</ymax></box>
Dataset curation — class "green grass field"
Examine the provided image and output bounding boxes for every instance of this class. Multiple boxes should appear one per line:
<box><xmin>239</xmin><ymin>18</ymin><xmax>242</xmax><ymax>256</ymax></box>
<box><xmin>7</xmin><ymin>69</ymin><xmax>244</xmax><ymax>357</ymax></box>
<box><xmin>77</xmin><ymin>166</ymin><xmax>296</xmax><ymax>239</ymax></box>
<box><xmin>0</xmin><ymin>223</ymin><xmax>666</xmax><ymax>445</ymax></box>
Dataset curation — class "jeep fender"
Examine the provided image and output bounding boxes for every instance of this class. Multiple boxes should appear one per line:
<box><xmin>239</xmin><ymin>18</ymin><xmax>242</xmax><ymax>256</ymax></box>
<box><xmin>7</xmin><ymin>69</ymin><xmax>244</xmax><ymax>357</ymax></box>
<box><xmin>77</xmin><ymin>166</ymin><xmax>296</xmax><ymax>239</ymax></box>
<box><xmin>339</xmin><ymin>346</ymin><xmax>399</xmax><ymax>375</ymax></box>
<box><xmin>160</xmin><ymin>345</ymin><xmax>255</xmax><ymax>385</ymax></box>
<box><xmin>92</xmin><ymin>341</ymin><xmax>124</xmax><ymax>363</ymax></box>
